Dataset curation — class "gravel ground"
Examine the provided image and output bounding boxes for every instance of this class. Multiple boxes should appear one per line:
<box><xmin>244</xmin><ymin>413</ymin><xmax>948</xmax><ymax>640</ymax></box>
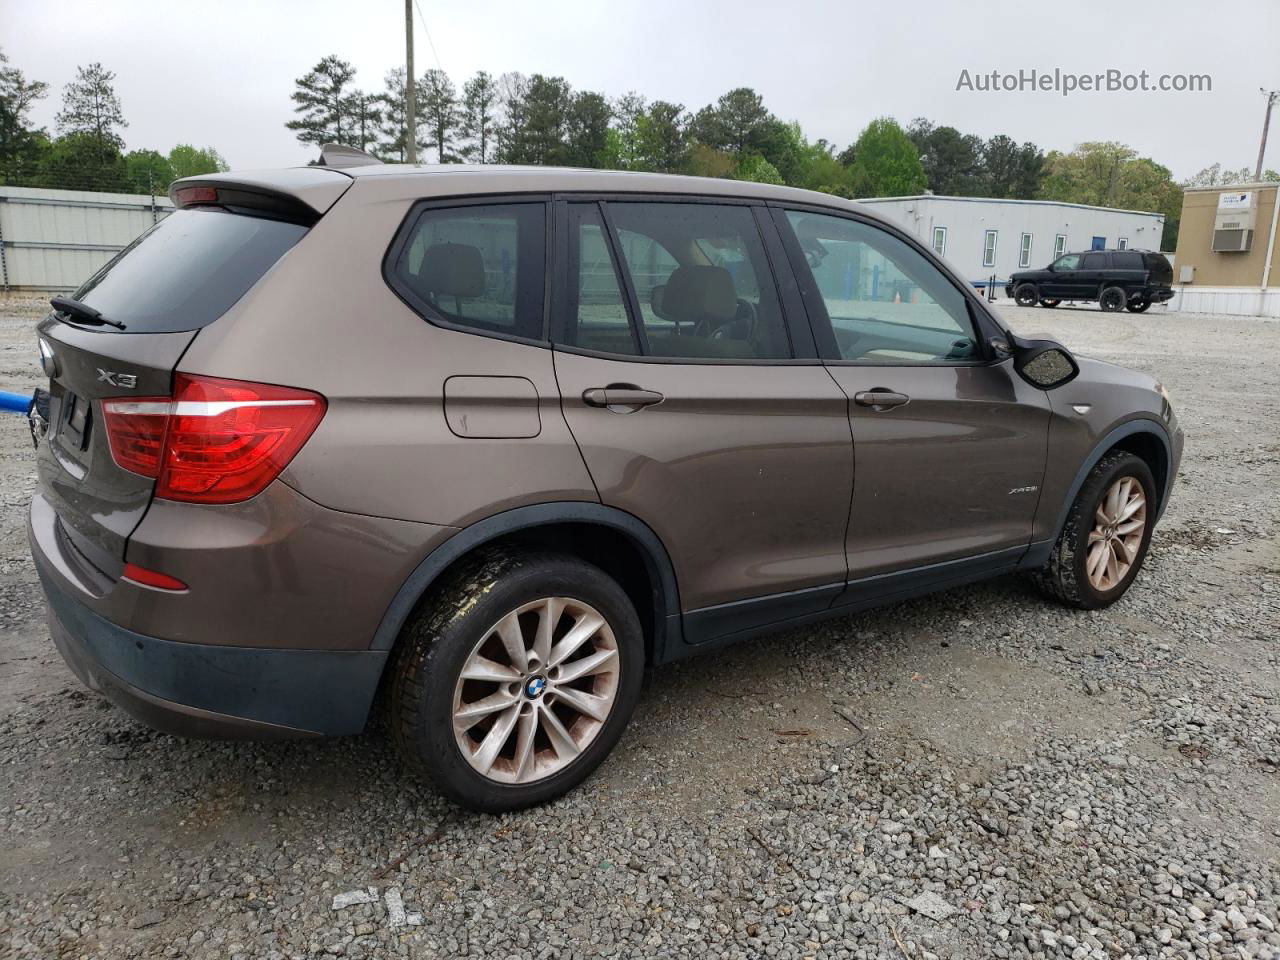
<box><xmin>0</xmin><ymin>297</ymin><xmax>1277</xmax><ymax>960</ymax></box>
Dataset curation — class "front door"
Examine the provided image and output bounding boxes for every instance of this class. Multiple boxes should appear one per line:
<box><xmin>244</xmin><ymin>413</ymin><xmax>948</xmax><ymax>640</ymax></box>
<box><xmin>776</xmin><ymin>207</ymin><xmax>1051</xmax><ymax>582</ymax></box>
<box><xmin>551</xmin><ymin>199</ymin><xmax>853</xmax><ymax>631</ymax></box>
<box><xmin>1041</xmin><ymin>253</ymin><xmax>1080</xmax><ymax>298</ymax></box>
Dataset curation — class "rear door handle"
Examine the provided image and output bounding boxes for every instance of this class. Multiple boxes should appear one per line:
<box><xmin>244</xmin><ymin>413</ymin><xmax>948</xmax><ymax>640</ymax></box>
<box><xmin>853</xmin><ymin>390</ymin><xmax>910</xmax><ymax>410</ymax></box>
<box><xmin>582</xmin><ymin>386</ymin><xmax>665</xmax><ymax>412</ymax></box>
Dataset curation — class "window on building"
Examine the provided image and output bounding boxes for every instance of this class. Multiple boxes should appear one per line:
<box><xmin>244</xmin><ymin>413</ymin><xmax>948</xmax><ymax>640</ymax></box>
<box><xmin>1019</xmin><ymin>232</ymin><xmax>1033</xmax><ymax>268</ymax></box>
<box><xmin>982</xmin><ymin>230</ymin><xmax>998</xmax><ymax>268</ymax></box>
<box><xmin>1054</xmin><ymin>234</ymin><xmax>1067</xmax><ymax>259</ymax></box>
<box><xmin>1117</xmin><ymin>237</ymin><xmax>1129</xmax><ymax>250</ymax></box>
<box><xmin>932</xmin><ymin>226</ymin><xmax>947</xmax><ymax>257</ymax></box>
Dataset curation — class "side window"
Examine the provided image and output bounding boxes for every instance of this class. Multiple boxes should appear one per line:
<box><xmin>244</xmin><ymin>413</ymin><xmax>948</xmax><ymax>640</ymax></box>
<box><xmin>606</xmin><ymin>202</ymin><xmax>791</xmax><ymax>360</ymax></box>
<box><xmin>932</xmin><ymin>226</ymin><xmax>947</xmax><ymax>256</ymax></box>
<box><xmin>1019</xmin><ymin>232</ymin><xmax>1033</xmax><ymax>268</ymax></box>
<box><xmin>1054</xmin><ymin>234</ymin><xmax>1067</xmax><ymax>259</ymax></box>
<box><xmin>982</xmin><ymin>230</ymin><xmax>998</xmax><ymax>268</ymax></box>
<box><xmin>1113</xmin><ymin>251</ymin><xmax>1143</xmax><ymax>270</ymax></box>
<box><xmin>785</xmin><ymin>210</ymin><xmax>979</xmax><ymax>364</ymax></box>
<box><xmin>1054</xmin><ymin>254</ymin><xmax>1081</xmax><ymax>271</ymax></box>
<box><xmin>1082</xmin><ymin>252</ymin><xmax>1107</xmax><ymax>269</ymax></box>
<box><xmin>390</xmin><ymin>202</ymin><xmax>545</xmax><ymax>339</ymax></box>
<box><xmin>566</xmin><ymin>204</ymin><xmax>638</xmax><ymax>355</ymax></box>
<box><xmin>1117</xmin><ymin>237</ymin><xmax>1129</xmax><ymax>250</ymax></box>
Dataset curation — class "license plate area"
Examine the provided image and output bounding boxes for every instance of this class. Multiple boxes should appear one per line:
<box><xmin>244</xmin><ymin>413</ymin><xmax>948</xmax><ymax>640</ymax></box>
<box><xmin>58</xmin><ymin>391</ymin><xmax>93</xmax><ymax>454</ymax></box>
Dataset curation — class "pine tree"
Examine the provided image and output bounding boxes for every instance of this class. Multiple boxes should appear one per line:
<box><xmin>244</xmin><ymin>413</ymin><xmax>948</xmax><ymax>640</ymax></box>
<box><xmin>458</xmin><ymin>71</ymin><xmax>498</xmax><ymax>163</ymax></box>
<box><xmin>419</xmin><ymin>69</ymin><xmax>458</xmax><ymax>163</ymax></box>
<box><xmin>55</xmin><ymin>62</ymin><xmax>127</xmax><ymax>149</ymax></box>
<box><xmin>344</xmin><ymin>91</ymin><xmax>383</xmax><ymax>154</ymax></box>
<box><xmin>286</xmin><ymin>55</ymin><xmax>356</xmax><ymax>148</ymax></box>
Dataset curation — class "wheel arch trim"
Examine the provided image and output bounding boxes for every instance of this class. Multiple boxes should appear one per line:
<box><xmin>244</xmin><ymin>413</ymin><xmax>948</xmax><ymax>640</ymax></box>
<box><xmin>1048</xmin><ymin>417</ymin><xmax>1173</xmax><ymax>540</ymax></box>
<box><xmin>370</xmin><ymin>501</ymin><xmax>684</xmax><ymax>656</ymax></box>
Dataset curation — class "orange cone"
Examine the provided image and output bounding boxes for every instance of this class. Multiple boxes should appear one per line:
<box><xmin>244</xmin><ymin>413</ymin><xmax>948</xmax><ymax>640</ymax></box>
<box><xmin>893</xmin><ymin>291</ymin><xmax>901</xmax><ymax>304</ymax></box>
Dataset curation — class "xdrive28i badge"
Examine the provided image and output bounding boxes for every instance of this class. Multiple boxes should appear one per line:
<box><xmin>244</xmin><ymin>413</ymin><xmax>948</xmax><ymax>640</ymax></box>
<box><xmin>96</xmin><ymin>368</ymin><xmax>137</xmax><ymax>389</ymax></box>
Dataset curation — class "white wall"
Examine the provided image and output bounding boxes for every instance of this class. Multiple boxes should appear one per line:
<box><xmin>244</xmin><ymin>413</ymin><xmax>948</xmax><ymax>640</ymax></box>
<box><xmin>857</xmin><ymin>196</ymin><xmax>1166</xmax><ymax>289</ymax></box>
<box><xmin>0</xmin><ymin>186</ymin><xmax>173</xmax><ymax>292</ymax></box>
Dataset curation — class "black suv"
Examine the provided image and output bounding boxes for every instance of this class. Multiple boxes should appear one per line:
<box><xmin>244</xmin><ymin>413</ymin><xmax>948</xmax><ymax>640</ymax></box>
<box><xmin>1007</xmin><ymin>249</ymin><xmax>1174</xmax><ymax>313</ymax></box>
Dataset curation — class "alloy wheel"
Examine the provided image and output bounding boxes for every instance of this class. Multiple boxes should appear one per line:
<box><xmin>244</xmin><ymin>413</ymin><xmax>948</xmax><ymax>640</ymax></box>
<box><xmin>1087</xmin><ymin>476</ymin><xmax>1147</xmax><ymax>591</ymax></box>
<box><xmin>452</xmin><ymin>597</ymin><xmax>620</xmax><ymax>784</ymax></box>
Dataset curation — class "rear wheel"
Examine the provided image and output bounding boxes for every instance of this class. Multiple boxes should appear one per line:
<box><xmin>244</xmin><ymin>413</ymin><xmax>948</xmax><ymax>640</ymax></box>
<box><xmin>1014</xmin><ymin>283</ymin><xmax>1039</xmax><ymax>307</ymax></box>
<box><xmin>1039</xmin><ymin>299</ymin><xmax>1061</xmax><ymax>308</ymax></box>
<box><xmin>1126</xmin><ymin>297</ymin><xmax>1151</xmax><ymax>313</ymax></box>
<box><xmin>387</xmin><ymin>550</ymin><xmax>644</xmax><ymax>812</ymax></box>
<box><xmin>1031</xmin><ymin>451</ymin><xmax>1155</xmax><ymax>609</ymax></box>
<box><xmin>1099</xmin><ymin>286</ymin><xmax>1126</xmax><ymax>312</ymax></box>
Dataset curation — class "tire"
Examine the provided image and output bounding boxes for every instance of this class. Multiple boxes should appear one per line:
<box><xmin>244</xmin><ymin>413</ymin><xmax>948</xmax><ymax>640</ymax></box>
<box><xmin>1099</xmin><ymin>286</ymin><xmax>1126</xmax><ymax>312</ymax></box>
<box><xmin>387</xmin><ymin>550</ymin><xmax>644</xmax><ymax>812</ymax></box>
<box><xmin>1031</xmin><ymin>451</ymin><xmax>1156</xmax><ymax>610</ymax></box>
<box><xmin>1039</xmin><ymin>299</ymin><xmax>1061</xmax><ymax>308</ymax></box>
<box><xmin>1014</xmin><ymin>283</ymin><xmax>1039</xmax><ymax>307</ymax></box>
<box><xmin>1126</xmin><ymin>298</ymin><xmax>1151</xmax><ymax>313</ymax></box>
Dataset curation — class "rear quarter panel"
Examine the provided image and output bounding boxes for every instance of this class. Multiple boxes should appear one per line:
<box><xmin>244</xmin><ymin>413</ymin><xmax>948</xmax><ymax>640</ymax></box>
<box><xmin>175</xmin><ymin>177</ymin><xmax>598</xmax><ymax>527</ymax></box>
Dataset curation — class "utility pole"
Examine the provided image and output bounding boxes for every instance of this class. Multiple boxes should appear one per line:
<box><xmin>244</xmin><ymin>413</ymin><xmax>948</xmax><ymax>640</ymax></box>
<box><xmin>405</xmin><ymin>0</ymin><xmax>418</xmax><ymax>164</ymax></box>
<box><xmin>1258</xmin><ymin>88</ymin><xmax>1278</xmax><ymax>182</ymax></box>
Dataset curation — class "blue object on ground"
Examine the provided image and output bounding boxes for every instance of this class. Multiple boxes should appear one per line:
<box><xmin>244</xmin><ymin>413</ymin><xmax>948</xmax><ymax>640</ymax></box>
<box><xmin>0</xmin><ymin>391</ymin><xmax>32</xmax><ymax>414</ymax></box>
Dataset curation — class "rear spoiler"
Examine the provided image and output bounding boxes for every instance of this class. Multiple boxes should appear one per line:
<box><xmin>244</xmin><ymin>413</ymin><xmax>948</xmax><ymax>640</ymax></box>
<box><xmin>169</xmin><ymin>166</ymin><xmax>354</xmax><ymax>222</ymax></box>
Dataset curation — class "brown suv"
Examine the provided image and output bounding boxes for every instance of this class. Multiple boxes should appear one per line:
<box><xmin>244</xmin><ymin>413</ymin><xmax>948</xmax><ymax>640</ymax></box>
<box><xmin>29</xmin><ymin>152</ymin><xmax>1183</xmax><ymax>811</ymax></box>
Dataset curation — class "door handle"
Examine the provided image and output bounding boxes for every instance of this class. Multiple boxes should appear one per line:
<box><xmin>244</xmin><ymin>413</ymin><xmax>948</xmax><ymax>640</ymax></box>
<box><xmin>853</xmin><ymin>389</ymin><xmax>910</xmax><ymax>411</ymax></box>
<box><xmin>582</xmin><ymin>386</ymin><xmax>664</xmax><ymax>412</ymax></box>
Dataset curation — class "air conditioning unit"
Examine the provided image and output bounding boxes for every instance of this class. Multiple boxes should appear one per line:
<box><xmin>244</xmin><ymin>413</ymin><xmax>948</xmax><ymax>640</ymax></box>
<box><xmin>1212</xmin><ymin>192</ymin><xmax>1256</xmax><ymax>253</ymax></box>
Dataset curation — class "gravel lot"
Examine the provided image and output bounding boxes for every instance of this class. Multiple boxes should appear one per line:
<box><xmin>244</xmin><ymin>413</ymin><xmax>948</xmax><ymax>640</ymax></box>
<box><xmin>1</xmin><ymin>297</ymin><xmax>1277</xmax><ymax>960</ymax></box>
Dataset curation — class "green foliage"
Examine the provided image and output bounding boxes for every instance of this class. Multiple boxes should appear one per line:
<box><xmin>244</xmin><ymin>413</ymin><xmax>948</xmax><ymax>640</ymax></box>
<box><xmin>168</xmin><ymin>144</ymin><xmax>227</xmax><ymax>180</ymax></box>
<box><xmin>459</xmin><ymin>71</ymin><xmax>498</xmax><ymax>163</ymax></box>
<box><xmin>377</xmin><ymin>68</ymin><xmax>417</xmax><ymax>162</ymax></box>
<box><xmin>735</xmin><ymin>154</ymin><xmax>783</xmax><ymax>185</ymax></box>
<box><xmin>39</xmin><ymin>132</ymin><xmax>127</xmax><ymax>192</ymax></box>
<box><xmin>286</xmin><ymin>55</ymin><xmax>357</xmax><ymax>147</ymax></box>
<box><xmin>846</xmin><ymin>117</ymin><xmax>927</xmax><ymax>197</ymax></box>
<box><xmin>56</xmin><ymin>62</ymin><xmax>126</xmax><ymax>150</ymax></box>
<box><xmin>565</xmin><ymin>91</ymin><xmax>612</xmax><ymax>168</ymax></box>
<box><xmin>125</xmin><ymin>149</ymin><xmax>174</xmax><ymax>194</ymax></box>
<box><xmin>633</xmin><ymin>101</ymin><xmax>688</xmax><ymax>173</ymax></box>
<box><xmin>1185</xmin><ymin>163</ymin><xmax>1280</xmax><ymax>186</ymax></box>
<box><xmin>344</xmin><ymin>91</ymin><xmax>382</xmax><ymax>154</ymax></box>
<box><xmin>419</xmin><ymin>69</ymin><xmax>458</xmax><ymax>162</ymax></box>
<box><xmin>0</xmin><ymin>48</ymin><xmax>49</xmax><ymax>185</ymax></box>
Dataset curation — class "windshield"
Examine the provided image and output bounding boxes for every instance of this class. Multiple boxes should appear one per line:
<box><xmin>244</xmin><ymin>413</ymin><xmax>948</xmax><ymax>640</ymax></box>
<box><xmin>71</xmin><ymin>209</ymin><xmax>307</xmax><ymax>333</ymax></box>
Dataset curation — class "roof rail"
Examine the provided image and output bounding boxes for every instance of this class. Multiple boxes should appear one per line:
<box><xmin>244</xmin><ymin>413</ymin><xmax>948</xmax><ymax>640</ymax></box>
<box><xmin>317</xmin><ymin>143</ymin><xmax>384</xmax><ymax>169</ymax></box>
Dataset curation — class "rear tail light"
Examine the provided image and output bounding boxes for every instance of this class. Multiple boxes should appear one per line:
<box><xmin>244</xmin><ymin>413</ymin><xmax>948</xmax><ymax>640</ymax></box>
<box><xmin>122</xmin><ymin>562</ymin><xmax>188</xmax><ymax>591</ymax></box>
<box><xmin>101</xmin><ymin>374</ymin><xmax>326</xmax><ymax>504</ymax></box>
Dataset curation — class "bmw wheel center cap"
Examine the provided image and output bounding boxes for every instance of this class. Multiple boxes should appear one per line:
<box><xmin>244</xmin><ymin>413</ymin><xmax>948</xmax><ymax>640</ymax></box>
<box><xmin>525</xmin><ymin>675</ymin><xmax>547</xmax><ymax>699</ymax></box>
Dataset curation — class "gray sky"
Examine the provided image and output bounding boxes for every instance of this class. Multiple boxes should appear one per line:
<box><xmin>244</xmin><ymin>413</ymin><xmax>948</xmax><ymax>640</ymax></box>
<box><xmin>6</xmin><ymin>0</ymin><xmax>1279</xmax><ymax>180</ymax></box>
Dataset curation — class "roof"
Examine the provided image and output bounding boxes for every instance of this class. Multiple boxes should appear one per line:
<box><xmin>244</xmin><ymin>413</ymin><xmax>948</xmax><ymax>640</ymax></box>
<box><xmin>1181</xmin><ymin>180</ymin><xmax>1280</xmax><ymax>194</ymax></box>
<box><xmin>855</xmin><ymin>193</ymin><xmax>1165</xmax><ymax>219</ymax></box>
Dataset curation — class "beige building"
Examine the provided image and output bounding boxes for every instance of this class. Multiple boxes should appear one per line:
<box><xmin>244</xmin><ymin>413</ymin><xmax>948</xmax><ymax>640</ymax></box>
<box><xmin>1171</xmin><ymin>182</ymin><xmax>1280</xmax><ymax>316</ymax></box>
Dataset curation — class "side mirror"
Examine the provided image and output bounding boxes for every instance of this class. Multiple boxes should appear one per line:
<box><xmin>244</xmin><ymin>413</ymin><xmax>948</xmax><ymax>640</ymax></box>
<box><xmin>1007</xmin><ymin>332</ymin><xmax>1079</xmax><ymax>389</ymax></box>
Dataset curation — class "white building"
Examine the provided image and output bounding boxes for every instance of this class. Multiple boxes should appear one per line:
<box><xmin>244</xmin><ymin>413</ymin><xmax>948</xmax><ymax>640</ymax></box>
<box><xmin>855</xmin><ymin>194</ymin><xmax>1166</xmax><ymax>290</ymax></box>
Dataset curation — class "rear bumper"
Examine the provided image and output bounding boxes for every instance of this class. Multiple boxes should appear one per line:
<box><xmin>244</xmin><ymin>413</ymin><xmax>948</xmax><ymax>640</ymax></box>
<box><xmin>31</xmin><ymin>502</ymin><xmax>389</xmax><ymax>739</ymax></box>
<box><xmin>1149</xmin><ymin>288</ymin><xmax>1174</xmax><ymax>303</ymax></box>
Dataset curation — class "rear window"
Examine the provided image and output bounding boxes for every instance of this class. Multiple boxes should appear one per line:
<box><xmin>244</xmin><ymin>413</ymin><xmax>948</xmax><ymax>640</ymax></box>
<box><xmin>71</xmin><ymin>209</ymin><xmax>307</xmax><ymax>333</ymax></box>
<box><xmin>1144</xmin><ymin>253</ymin><xmax>1173</xmax><ymax>282</ymax></box>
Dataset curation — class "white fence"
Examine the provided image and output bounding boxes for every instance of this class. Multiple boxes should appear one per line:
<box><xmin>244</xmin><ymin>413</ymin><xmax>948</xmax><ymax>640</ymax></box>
<box><xmin>0</xmin><ymin>185</ymin><xmax>173</xmax><ymax>293</ymax></box>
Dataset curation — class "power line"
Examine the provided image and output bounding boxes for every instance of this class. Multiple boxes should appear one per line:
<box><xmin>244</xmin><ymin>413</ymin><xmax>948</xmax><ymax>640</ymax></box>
<box><xmin>412</xmin><ymin>0</ymin><xmax>444</xmax><ymax>74</ymax></box>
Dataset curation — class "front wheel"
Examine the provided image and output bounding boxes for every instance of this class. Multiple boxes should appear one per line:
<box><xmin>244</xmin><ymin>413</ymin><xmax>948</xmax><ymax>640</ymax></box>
<box><xmin>1014</xmin><ymin>283</ymin><xmax>1039</xmax><ymax>307</ymax></box>
<box><xmin>1031</xmin><ymin>451</ymin><xmax>1156</xmax><ymax>609</ymax></box>
<box><xmin>387</xmin><ymin>550</ymin><xmax>644</xmax><ymax>812</ymax></box>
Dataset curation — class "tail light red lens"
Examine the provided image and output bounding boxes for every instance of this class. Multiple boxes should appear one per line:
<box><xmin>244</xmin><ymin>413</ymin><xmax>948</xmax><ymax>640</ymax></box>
<box><xmin>122</xmin><ymin>562</ymin><xmax>188</xmax><ymax>591</ymax></box>
<box><xmin>101</xmin><ymin>374</ymin><xmax>326</xmax><ymax>504</ymax></box>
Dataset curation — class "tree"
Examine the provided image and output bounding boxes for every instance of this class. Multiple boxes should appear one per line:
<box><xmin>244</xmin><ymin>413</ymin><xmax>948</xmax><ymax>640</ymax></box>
<box><xmin>611</xmin><ymin>92</ymin><xmax>646</xmax><ymax>169</ymax></box>
<box><xmin>790</xmin><ymin>137</ymin><xmax>854</xmax><ymax>197</ymax></box>
<box><xmin>0</xmin><ymin>48</ymin><xmax>49</xmax><ymax>185</ymax></box>
<box><xmin>55</xmin><ymin>62</ymin><xmax>126</xmax><ymax>179</ymax></box>
<box><xmin>343</xmin><ymin>91</ymin><xmax>382</xmax><ymax>154</ymax></box>
<box><xmin>458</xmin><ymin>71</ymin><xmax>498</xmax><ymax>163</ymax></box>
<box><xmin>286</xmin><ymin>55</ymin><xmax>356</xmax><ymax>147</ymax></box>
<box><xmin>634</xmin><ymin>101</ymin><xmax>688</xmax><ymax>173</ymax></box>
<box><xmin>846</xmin><ymin>117</ymin><xmax>926</xmax><ymax>197</ymax></box>
<box><xmin>735</xmin><ymin>154</ymin><xmax>783</xmax><ymax>185</ymax></box>
<box><xmin>419</xmin><ymin>69</ymin><xmax>458</xmax><ymax>162</ymax></box>
<box><xmin>981</xmin><ymin>134</ymin><xmax>1043</xmax><ymax>199</ymax></box>
<box><xmin>1185</xmin><ymin>163</ymin><xmax>1279</xmax><ymax>186</ymax></box>
<box><xmin>512</xmin><ymin>74</ymin><xmax>572</xmax><ymax>165</ymax></box>
<box><xmin>168</xmin><ymin>144</ymin><xmax>228</xmax><ymax>180</ymax></box>
<box><xmin>565</xmin><ymin>91</ymin><xmax>611</xmax><ymax>168</ymax></box>
<box><xmin>907</xmin><ymin>119</ymin><xmax>983</xmax><ymax>195</ymax></box>
<box><xmin>39</xmin><ymin>132</ymin><xmax>126</xmax><ymax>192</ymax></box>
<box><xmin>686</xmin><ymin>143</ymin><xmax>736</xmax><ymax>179</ymax></box>
<box><xmin>377</xmin><ymin>68</ymin><xmax>421</xmax><ymax>162</ymax></box>
<box><xmin>125</xmin><ymin>149</ymin><xmax>174</xmax><ymax>194</ymax></box>
<box><xmin>494</xmin><ymin>72</ymin><xmax>530</xmax><ymax>163</ymax></box>
<box><xmin>693</xmin><ymin>87</ymin><xmax>772</xmax><ymax>157</ymax></box>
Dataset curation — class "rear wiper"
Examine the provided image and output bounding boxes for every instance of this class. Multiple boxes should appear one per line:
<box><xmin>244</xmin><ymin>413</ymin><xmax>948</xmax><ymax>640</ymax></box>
<box><xmin>50</xmin><ymin>296</ymin><xmax>127</xmax><ymax>330</ymax></box>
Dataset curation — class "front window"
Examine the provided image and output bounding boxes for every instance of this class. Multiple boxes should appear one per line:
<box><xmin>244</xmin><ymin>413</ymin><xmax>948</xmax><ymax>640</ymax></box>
<box><xmin>1052</xmin><ymin>254</ymin><xmax>1081</xmax><ymax>271</ymax></box>
<box><xmin>932</xmin><ymin>226</ymin><xmax>947</xmax><ymax>257</ymax></box>
<box><xmin>1019</xmin><ymin>232</ymin><xmax>1033</xmax><ymax>268</ymax></box>
<box><xmin>982</xmin><ymin>230</ymin><xmax>998</xmax><ymax>268</ymax></box>
<box><xmin>785</xmin><ymin>210</ymin><xmax>979</xmax><ymax>364</ymax></box>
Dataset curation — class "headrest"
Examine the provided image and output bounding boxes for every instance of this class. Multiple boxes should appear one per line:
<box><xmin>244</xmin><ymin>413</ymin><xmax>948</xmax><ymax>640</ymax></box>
<box><xmin>416</xmin><ymin>242</ymin><xmax>485</xmax><ymax>299</ymax></box>
<box><xmin>661</xmin><ymin>265</ymin><xmax>736</xmax><ymax>324</ymax></box>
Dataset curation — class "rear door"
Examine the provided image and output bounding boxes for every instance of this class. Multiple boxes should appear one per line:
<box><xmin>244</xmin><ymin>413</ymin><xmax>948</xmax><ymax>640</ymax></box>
<box><xmin>1076</xmin><ymin>251</ymin><xmax>1108</xmax><ymax>298</ymax></box>
<box><xmin>551</xmin><ymin>198</ymin><xmax>853</xmax><ymax>635</ymax></box>
<box><xmin>34</xmin><ymin>207</ymin><xmax>310</xmax><ymax>574</ymax></box>
<box><xmin>774</xmin><ymin>206</ymin><xmax>1051</xmax><ymax>582</ymax></box>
